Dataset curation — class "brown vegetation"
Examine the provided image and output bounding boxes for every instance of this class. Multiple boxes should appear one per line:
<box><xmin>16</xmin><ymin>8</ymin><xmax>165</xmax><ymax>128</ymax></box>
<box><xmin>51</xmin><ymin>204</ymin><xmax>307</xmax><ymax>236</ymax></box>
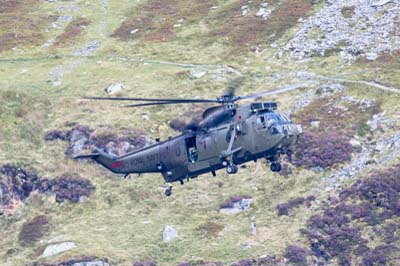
<box><xmin>54</xmin><ymin>17</ymin><xmax>91</xmax><ymax>46</ymax></box>
<box><xmin>111</xmin><ymin>0</ymin><xmax>217</xmax><ymax>42</ymax></box>
<box><xmin>196</xmin><ymin>222</ymin><xmax>224</xmax><ymax>238</ymax></box>
<box><xmin>291</xmin><ymin>93</ymin><xmax>380</xmax><ymax>169</ymax></box>
<box><xmin>18</xmin><ymin>215</ymin><xmax>50</xmax><ymax>245</ymax></box>
<box><xmin>0</xmin><ymin>0</ymin><xmax>55</xmax><ymax>52</ymax></box>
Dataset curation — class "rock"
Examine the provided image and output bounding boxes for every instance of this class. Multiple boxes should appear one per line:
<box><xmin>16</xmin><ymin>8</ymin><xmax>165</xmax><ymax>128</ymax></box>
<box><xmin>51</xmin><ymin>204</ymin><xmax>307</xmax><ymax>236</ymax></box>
<box><xmin>241</xmin><ymin>5</ymin><xmax>249</xmax><ymax>16</ymax></box>
<box><xmin>73</xmin><ymin>40</ymin><xmax>100</xmax><ymax>57</ymax></box>
<box><xmin>256</xmin><ymin>7</ymin><xmax>272</xmax><ymax>20</ymax></box>
<box><xmin>141</xmin><ymin>113</ymin><xmax>149</xmax><ymax>121</ymax></box>
<box><xmin>0</xmin><ymin>164</ymin><xmax>40</xmax><ymax>210</ymax></box>
<box><xmin>72</xmin><ymin>260</ymin><xmax>110</xmax><ymax>266</ymax></box>
<box><xmin>105</xmin><ymin>82</ymin><xmax>124</xmax><ymax>95</ymax></box>
<box><xmin>42</xmin><ymin>242</ymin><xmax>76</xmax><ymax>257</ymax></box>
<box><xmin>316</xmin><ymin>83</ymin><xmax>345</xmax><ymax>95</ymax></box>
<box><xmin>61</xmin><ymin>124</ymin><xmax>152</xmax><ymax>158</ymax></box>
<box><xmin>283</xmin><ymin>0</ymin><xmax>400</xmax><ymax>61</ymax></box>
<box><xmin>163</xmin><ymin>225</ymin><xmax>177</xmax><ymax>242</ymax></box>
<box><xmin>310</xmin><ymin>120</ymin><xmax>320</xmax><ymax>128</ymax></box>
<box><xmin>371</xmin><ymin>0</ymin><xmax>393</xmax><ymax>7</ymax></box>
<box><xmin>38</xmin><ymin>175</ymin><xmax>95</xmax><ymax>203</ymax></box>
<box><xmin>130</xmin><ymin>29</ymin><xmax>139</xmax><ymax>34</ymax></box>
<box><xmin>365</xmin><ymin>52</ymin><xmax>378</xmax><ymax>61</ymax></box>
<box><xmin>220</xmin><ymin>197</ymin><xmax>253</xmax><ymax>214</ymax></box>
<box><xmin>349</xmin><ymin>138</ymin><xmax>362</xmax><ymax>148</ymax></box>
<box><xmin>190</xmin><ymin>69</ymin><xmax>206</xmax><ymax>79</ymax></box>
<box><xmin>250</xmin><ymin>222</ymin><xmax>257</xmax><ymax>235</ymax></box>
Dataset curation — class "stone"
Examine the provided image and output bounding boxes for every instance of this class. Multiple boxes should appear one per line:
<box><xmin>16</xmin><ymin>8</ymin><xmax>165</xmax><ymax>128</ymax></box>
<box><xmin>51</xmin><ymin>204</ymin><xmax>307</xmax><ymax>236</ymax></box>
<box><xmin>349</xmin><ymin>138</ymin><xmax>362</xmax><ymax>148</ymax></box>
<box><xmin>316</xmin><ymin>83</ymin><xmax>345</xmax><ymax>95</ymax></box>
<box><xmin>365</xmin><ymin>52</ymin><xmax>378</xmax><ymax>61</ymax></box>
<box><xmin>105</xmin><ymin>82</ymin><xmax>124</xmax><ymax>95</ymax></box>
<box><xmin>220</xmin><ymin>198</ymin><xmax>253</xmax><ymax>214</ymax></box>
<box><xmin>42</xmin><ymin>242</ymin><xmax>76</xmax><ymax>257</ymax></box>
<box><xmin>371</xmin><ymin>0</ymin><xmax>393</xmax><ymax>7</ymax></box>
<box><xmin>310</xmin><ymin>120</ymin><xmax>320</xmax><ymax>128</ymax></box>
<box><xmin>130</xmin><ymin>29</ymin><xmax>139</xmax><ymax>34</ymax></box>
<box><xmin>250</xmin><ymin>222</ymin><xmax>257</xmax><ymax>235</ymax></box>
<box><xmin>190</xmin><ymin>69</ymin><xmax>206</xmax><ymax>79</ymax></box>
<box><xmin>73</xmin><ymin>40</ymin><xmax>100</xmax><ymax>57</ymax></box>
<box><xmin>241</xmin><ymin>5</ymin><xmax>249</xmax><ymax>16</ymax></box>
<box><xmin>163</xmin><ymin>225</ymin><xmax>177</xmax><ymax>242</ymax></box>
<box><xmin>72</xmin><ymin>260</ymin><xmax>109</xmax><ymax>266</ymax></box>
<box><xmin>256</xmin><ymin>7</ymin><xmax>272</xmax><ymax>20</ymax></box>
<box><xmin>283</xmin><ymin>0</ymin><xmax>400</xmax><ymax>61</ymax></box>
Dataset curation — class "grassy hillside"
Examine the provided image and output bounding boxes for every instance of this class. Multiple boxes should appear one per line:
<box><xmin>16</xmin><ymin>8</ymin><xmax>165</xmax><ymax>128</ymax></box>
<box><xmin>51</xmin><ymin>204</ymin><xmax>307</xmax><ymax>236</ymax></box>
<box><xmin>0</xmin><ymin>0</ymin><xmax>399</xmax><ymax>265</ymax></box>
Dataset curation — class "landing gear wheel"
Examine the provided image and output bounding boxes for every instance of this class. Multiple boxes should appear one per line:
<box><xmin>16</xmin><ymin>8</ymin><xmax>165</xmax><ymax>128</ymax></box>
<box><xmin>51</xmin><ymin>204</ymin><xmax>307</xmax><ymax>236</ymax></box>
<box><xmin>226</xmin><ymin>164</ymin><xmax>238</xmax><ymax>174</ymax></box>
<box><xmin>270</xmin><ymin>162</ymin><xmax>282</xmax><ymax>172</ymax></box>
<box><xmin>165</xmin><ymin>186</ymin><xmax>172</xmax><ymax>197</ymax></box>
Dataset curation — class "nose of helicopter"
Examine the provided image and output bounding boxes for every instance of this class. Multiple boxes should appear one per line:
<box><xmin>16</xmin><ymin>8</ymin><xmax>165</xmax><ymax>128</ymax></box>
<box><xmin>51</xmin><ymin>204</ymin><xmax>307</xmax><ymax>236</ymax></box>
<box><xmin>270</xmin><ymin>122</ymin><xmax>303</xmax><ymax>147</ymax></box>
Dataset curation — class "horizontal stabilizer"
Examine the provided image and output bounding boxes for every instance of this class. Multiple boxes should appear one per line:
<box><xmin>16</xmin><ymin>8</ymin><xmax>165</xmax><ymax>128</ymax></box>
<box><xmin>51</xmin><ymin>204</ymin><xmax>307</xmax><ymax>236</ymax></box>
<box><xmin>73</xmin><ymin>153</ymin><xmax>100</xmax><ymax>159</ymax></box>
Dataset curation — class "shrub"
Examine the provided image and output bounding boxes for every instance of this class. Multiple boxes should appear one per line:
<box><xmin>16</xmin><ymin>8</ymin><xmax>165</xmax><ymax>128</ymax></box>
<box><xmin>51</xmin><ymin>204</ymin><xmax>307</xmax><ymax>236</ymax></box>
<box><xmin>231</xmin><ymin>259</ymin><xmax>255</xmax><ymax>266</ymax></box>
<box><xmin>292</xmin><ymin>131</ymin><xmax>353</xmax><ymax>169</ymax></box>
<box><xmin>304</xmin><ymin>164</ymin><xmax>400</xmax><ymax>264</ymax></box>
<box><xmin>276</xmin><ymin>195</ymin><xmax>315</xmax><ymax>216</ymax></box>
<box><xmin>284</xmin><ymin>245</ymin><xmax>308</xmax><ymax>265</ymax></box>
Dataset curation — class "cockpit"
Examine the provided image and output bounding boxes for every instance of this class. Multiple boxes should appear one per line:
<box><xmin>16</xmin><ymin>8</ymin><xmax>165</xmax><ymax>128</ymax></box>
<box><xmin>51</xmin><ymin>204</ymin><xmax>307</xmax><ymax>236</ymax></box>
<box><xmin>256</xmin><ymin>112</ymin><xmax>291</xmax><ymax>130</ymax></box>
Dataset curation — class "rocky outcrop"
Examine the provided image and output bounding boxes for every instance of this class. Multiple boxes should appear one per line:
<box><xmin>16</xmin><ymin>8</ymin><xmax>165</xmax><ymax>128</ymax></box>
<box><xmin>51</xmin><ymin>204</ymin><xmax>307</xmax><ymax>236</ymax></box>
<box><xmin>220</xmin><ymin>195</ymin><xmax>253</xmax><ymax>214</ymax></box>
<box><xmin>38</xmin><ymin>175</ymin><xmax>95</xmax><ymax>203</ymax></box>
<box><xmin>45</xmin><ymin>124</ymin><xmax>153</xmax><ymax>158</ymax></box>
<box><xmin>0</xmin><ymin>164</ymin><xmax>95</xmax><ymax>212</ymax></box>
<box><xmin>0</xmin><ymin>164</ymin><xmax>40</xmax><ymax>211</ymax></box>
<box><xmin>283</xmin><ymin>0</ymin><xmax>400</xmax><ymax>61</ymax></box>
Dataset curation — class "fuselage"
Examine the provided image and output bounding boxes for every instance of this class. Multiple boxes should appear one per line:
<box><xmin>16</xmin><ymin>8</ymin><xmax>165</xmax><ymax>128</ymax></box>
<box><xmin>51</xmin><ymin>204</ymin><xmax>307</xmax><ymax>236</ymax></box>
<box><xmin>91</xmin><ymin>102</ymin><xmax>302</xmax><ymax>183</ymax></box>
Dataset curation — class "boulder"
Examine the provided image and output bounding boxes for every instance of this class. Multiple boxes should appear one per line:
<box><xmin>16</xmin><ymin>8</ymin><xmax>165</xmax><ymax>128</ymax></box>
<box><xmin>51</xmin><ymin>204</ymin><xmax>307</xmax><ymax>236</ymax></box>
<box><xmin>162</xmin><ymin>225</ymin><xmax>177</xmax><ymax>242</ymax></box>
<box><xmin>42</xmin><ymin>242</ymin><xmax>76</xmax><ymax>258</ymax></box>
<box><xmin>105</xmin><ymin>82</ymin><xmax>124</xmax><ymax>95</ymax></box>
<box><xmin>190</xmin><ymin>69</ymin><xmax>206</xmax><ymax>79</ymax></box>
<box><xmin>220</xmin><ymin>196</ymin><xmax>253</xmax><ymax>214</ymax></box>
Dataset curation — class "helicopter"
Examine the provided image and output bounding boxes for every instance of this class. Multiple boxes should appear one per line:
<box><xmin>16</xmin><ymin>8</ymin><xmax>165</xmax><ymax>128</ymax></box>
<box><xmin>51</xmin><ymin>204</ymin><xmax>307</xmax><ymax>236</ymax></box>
<box><xmin>75</xmin><ymin>84</ymin><xmax>303</xmax><ymax>196</ymax></box>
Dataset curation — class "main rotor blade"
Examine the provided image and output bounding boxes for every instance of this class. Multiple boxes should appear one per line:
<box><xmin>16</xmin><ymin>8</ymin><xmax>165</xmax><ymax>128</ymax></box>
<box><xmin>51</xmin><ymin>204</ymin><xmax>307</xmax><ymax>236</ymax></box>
<box><xmin>238</xmin><ymin>82</ymin><xmax>311</xmax><ymax>100</ymax></box>
<box><xmin>83</xmin><ymin>96</ymin><xmax>217</xmax><ymax>103</ymax></box>
<box><xmin>124</xmin><ymin>101</ymin><xmax>211</xmax><ymax>108</ymax></box>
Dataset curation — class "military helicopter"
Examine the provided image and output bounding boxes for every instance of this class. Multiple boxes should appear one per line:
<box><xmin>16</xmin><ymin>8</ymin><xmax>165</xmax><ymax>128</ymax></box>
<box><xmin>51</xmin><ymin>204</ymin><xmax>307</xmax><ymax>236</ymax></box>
<box><xmin>75</xmin><ymin>84</ymin><xmax>303</xmax><ymax>196</ymax></box>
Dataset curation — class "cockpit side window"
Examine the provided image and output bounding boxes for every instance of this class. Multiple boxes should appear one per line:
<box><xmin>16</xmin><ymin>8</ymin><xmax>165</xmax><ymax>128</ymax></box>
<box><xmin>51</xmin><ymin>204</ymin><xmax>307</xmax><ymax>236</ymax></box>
<box><xmin>256</xmin><ymin>116</ymin><xmax>266</xmax><ymax>130</ymax></box>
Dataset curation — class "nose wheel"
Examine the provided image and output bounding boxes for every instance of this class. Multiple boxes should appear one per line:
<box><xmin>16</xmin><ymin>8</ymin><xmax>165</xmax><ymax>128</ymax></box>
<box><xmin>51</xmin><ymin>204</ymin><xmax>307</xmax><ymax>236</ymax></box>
<box><xmin>270</xmin><ymin>162</ymin><xmax>282</xmax><ymax>172</ymax></box>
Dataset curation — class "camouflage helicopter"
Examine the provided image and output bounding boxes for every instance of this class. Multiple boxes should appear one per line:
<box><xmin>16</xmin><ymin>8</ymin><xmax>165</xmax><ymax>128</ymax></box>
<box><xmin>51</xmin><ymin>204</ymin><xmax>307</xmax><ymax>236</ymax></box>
<box><xmin>75</xmin><ymin>84</ymin><xmax>303</xmax><ymax>196</ymax></box>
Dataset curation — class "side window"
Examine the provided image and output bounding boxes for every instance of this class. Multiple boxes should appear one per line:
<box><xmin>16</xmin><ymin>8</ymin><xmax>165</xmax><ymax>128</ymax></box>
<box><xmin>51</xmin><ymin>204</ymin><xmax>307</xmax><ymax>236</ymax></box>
<box><xmin>256</xmin><ymin>116</ymin><xmax>266</xmax><ymax>130</ymax></box>
<box><xmin>185</xmin><ymin>136</ymin><xmax>198</xmax><ymax>163</ymax></box>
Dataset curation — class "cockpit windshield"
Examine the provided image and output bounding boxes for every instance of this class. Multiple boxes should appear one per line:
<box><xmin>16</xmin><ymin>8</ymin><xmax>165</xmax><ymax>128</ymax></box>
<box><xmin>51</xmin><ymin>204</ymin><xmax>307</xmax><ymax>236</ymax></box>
<box><xmin>256</xmin><ymin>112</ymin><xmax>291</xmax><ymax>130</ymax></box>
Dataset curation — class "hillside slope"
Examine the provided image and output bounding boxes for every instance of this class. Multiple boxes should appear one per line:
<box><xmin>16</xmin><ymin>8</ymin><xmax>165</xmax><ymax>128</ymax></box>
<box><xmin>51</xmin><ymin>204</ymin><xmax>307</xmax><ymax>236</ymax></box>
<box><xmin>0</xmin><ymin>0</ymin><xmax>399</xmax><ymax>265</ymax></box>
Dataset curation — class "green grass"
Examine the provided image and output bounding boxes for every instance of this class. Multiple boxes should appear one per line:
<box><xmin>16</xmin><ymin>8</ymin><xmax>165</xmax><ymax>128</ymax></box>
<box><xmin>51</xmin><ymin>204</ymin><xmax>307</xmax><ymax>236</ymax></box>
<box><xmin>0</xmin><ymin>0</ymin><xmax>400</xmax><ymax>265</ymax></box>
